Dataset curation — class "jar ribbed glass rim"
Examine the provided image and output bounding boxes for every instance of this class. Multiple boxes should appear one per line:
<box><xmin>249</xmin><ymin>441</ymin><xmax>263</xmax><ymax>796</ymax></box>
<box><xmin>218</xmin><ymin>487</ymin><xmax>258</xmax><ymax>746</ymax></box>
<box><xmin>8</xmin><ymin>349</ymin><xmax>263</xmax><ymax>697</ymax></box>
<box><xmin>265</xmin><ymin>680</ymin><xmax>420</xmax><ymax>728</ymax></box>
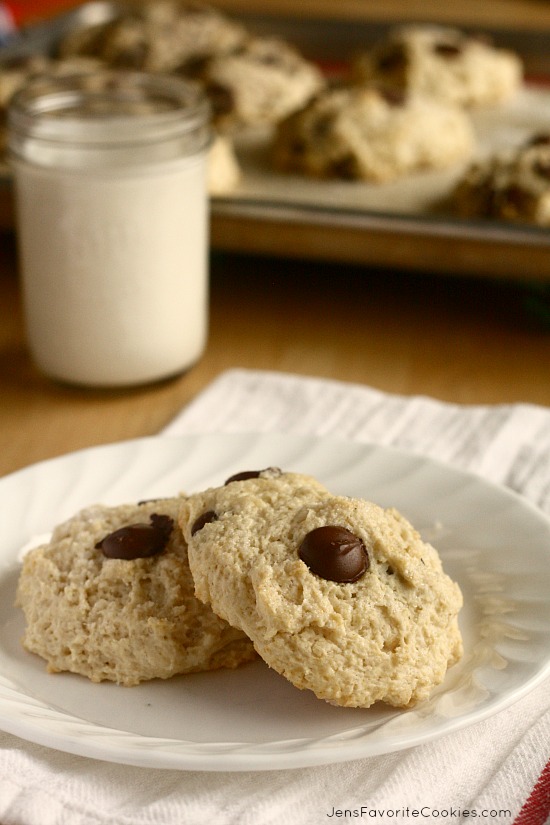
<box><xmin>8</xmin><ymin>70</ymin><xmax>211</xmax><ymax>150</ymax></box>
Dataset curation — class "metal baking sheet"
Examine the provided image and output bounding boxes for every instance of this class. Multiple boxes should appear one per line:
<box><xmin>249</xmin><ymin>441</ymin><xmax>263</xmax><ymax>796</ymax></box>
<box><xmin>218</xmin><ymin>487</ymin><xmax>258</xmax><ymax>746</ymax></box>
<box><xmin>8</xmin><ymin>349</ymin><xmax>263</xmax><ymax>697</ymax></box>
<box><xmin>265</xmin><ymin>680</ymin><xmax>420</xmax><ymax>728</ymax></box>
<box><xmin>2</xmin><ymin>4</ymin><xmax>550</xmax><ymax>280</ymax></box>
<box><xmin>211</xmin><ymin>86</ymin><xmax>550</xmax><ymax>280</ymax></box>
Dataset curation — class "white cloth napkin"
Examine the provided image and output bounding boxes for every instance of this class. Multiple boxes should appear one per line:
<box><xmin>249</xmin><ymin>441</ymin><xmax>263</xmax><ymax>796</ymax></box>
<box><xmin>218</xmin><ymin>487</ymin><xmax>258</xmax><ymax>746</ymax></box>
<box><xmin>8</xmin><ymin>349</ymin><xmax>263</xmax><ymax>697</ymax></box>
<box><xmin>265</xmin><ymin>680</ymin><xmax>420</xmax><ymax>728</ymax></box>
<box><xmin>1</xmin><ymin>368</ymin><xmax>549</xmax><ymax>825</ymax></box>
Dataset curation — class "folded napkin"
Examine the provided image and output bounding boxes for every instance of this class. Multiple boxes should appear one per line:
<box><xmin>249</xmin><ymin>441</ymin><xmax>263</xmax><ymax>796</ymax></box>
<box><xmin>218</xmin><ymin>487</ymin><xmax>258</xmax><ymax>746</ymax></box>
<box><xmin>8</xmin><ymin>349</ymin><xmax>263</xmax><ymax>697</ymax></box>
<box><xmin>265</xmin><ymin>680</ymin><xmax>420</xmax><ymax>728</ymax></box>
<box><xmin>1</xmin><ymin>368</ymin><xmax>549</xmax><ymax>825</ymax></box>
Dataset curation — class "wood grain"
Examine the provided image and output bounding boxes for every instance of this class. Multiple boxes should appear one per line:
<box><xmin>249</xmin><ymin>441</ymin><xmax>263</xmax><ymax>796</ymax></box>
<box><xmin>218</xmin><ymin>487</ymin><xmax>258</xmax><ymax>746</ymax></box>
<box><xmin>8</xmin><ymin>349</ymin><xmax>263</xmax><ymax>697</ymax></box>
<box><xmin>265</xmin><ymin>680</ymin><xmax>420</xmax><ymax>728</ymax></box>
<box><xmin>1</xmin><ymin>230</ymin><xmax>549</xmax><ymax>478</ymax></box>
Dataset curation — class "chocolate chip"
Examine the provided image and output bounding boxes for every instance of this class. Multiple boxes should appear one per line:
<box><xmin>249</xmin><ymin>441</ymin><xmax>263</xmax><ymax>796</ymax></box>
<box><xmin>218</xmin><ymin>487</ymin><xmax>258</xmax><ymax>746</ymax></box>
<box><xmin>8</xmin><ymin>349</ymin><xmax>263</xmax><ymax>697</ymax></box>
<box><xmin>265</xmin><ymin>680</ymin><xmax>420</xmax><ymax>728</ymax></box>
<box><xmin>499</xmin><ymin>183</ymin><xmax>532</xmax><ymax>215</ymax></box>
<box><xmin>224</xmin><ymin>467</ymin><xmax>282</xmax><ymax>484</ymax></box>
<box><xmin>330</xmin><ymin>153</ymin><xmax>358</xmax><ymax>179</ymax></box>
<box><xmin>137</xmin><ymin>497</ymin><xmax>169</xmax><ymax>505</ymax></box>
<box><xmin>256</xmin><ymin>51</ymin><xmax>284</xmax><ymax>67</ymax></box>
<box><xmin>528</xmin><ymin>133</ymin><xmax>550</xmax><ymax>147</ymax></box>
<box><xmin>433</xmin><ymin>42</ymin><xmax>463</xmax><ymax>58</ymax></box>
<box><xmin>96</xmin><ymin>514</ymin><xmax>173</xmax><ymax>560</ymax></box>
<box><xmin>534</xmin><ymin>159</ymin><xmax>550</xmax><ymax>179</ymax></box>
<box><xmin>290</xmin><ymin>137</ymin><xmax>307</xmax><ymax>156</ymax></box>
<box><xmin>205</xmin><ymin>81</ymin><xmax>235</xmax><ymax>117</ymax></box>
<box><xmin>191</xmin><ymin>510</ymin><xmax>218</xmax><ymax>535</ymax></box>
<box><xmin>224</xmin><ymin>470</ymin><xmax>262</xmax><ymax>484</ymax></box>
<box><xmin>312</xmin><ymin>113</ymin><xmax>334</xmax><ymax>140</ymax></box>
<box><xmin>178</xmin><ymin>55</ymin><xmax>210</xmax><ymax>78</ymax></box>
<box><xmin>298</xmin><ymin>526</ymin><xmax>369</xmax><ymax>583</ymax></box>
<box><xmin>376</xmin><ymin>45</ymin><xmax>408</xmax><ymax>73</ymax></box>
<box><xmin>378</xmin><ymin>86</ymin><xmax>407</xmax><ymax>106</ymax></box>
<box><xmin>111</xmin><ymin>42</ymin><xmax>149</xmax><ymax>69</ymax></box>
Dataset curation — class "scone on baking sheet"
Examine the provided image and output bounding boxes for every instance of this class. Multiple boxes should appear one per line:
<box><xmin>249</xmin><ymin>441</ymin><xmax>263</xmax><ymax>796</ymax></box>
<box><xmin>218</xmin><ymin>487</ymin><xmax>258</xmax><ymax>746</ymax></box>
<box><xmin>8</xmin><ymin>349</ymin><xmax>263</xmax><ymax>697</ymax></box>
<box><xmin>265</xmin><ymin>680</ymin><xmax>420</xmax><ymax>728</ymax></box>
<box><xmin>0</xmin><ymin>55</ymin><xmax>105</xmax><ymax>156</ymax></box>
<box><xmin>0</xmin><ymin>56</ymin><xmax>49</xmax><ymax>156</ymax></box>
<box><xmin>272</xmin><ymin>85</ymin><xmax>475</xmax><ymax>183</ymax></box>
<box><xmin>351</xmin><ymin>25</ymin><xmax>523</xmax><ymax>108</ymax></box>
<box><xmin>451</xmin><ymin>134</ymin><xmax>550</xmax><ymax>226</ymax></box>
<box><xmin>0</xmin><ymin>54</ymin><xmax>103</xmax><ymax>107</ymax></box>
<box><xmin>57</xmin><ymin>1</ymin><xmax>248</xmax><ymax>74</ymax></box>
<box><xmin>208</xmin><ymin>131</ymin><xmax>241</xmax><ymax>195</ymax></box>
<box><xmin>197</xmin><ymin>37</ymin><xmax>325</xmax><ymax>131</ymax></box>
<box><xmin>0</xmin><ymin>55</ymin><xmax>50</xmax><ymax>111</ymax></box>
<box><xmin>179</xmin><ymin>474</ymin><xmax>463</xmax><ymax>709</ymax></box>
<box><xmin>15</xmin><ymin>497</ymin><xmax>256</xmax><ymax>686</ymax></box>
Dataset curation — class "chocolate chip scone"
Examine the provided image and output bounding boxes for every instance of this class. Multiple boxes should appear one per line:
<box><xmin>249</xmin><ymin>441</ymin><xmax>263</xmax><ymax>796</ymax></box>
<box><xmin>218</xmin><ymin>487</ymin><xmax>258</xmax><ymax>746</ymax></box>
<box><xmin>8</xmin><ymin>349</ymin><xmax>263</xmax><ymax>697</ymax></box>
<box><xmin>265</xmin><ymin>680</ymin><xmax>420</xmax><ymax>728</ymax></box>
<box><xmin>352</xmin><ymin>25</ymin><xmax>523</xmax><ymax>108</ymax></box>
<box><xmin>179</xmin><ymin>476</ymin><xmax>463</xmax><ymax>709</ymax></box>
<box><xmin>451</xmin><ymin>134</ymin><xmax>550</xmax><ymax>225</ymax></box>
<box><xmin>16</xmin><ymin>497</ymin><xmax>256</xmax><ymax>685</ymax></box>
<box><xmin>198</xmin><ymin>37</ymin><xmax>325</xmax><ymax>131</ymax></box>
<box><xmin>57</xmin><ymin>1</ymin><xmax>248</xmax><ymax>74</ymax></box>
<box><xmin>0</xmin><ymin>55</ymin><xmax>103</xmax><ymax>158</ymax></box>
<box><xmin>208</xmin><ymin>132</ymin><xmax>241</xmax><ymax>194</ymax></box>
<box><xmin>272</xmin><ymin>85</ymin><xmax>474</xmax><ymax>183</ymax></box>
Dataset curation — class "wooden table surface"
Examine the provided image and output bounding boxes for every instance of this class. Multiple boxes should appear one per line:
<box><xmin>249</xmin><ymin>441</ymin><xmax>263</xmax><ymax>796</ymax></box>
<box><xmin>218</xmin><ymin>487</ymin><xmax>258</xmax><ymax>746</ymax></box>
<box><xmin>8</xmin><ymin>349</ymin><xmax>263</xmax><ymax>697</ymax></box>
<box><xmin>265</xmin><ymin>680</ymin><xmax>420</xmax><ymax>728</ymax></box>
<box><xmin>1</xmin><ymin>226</ymin><xmax>550</xmax><ymax>480</ymax></box>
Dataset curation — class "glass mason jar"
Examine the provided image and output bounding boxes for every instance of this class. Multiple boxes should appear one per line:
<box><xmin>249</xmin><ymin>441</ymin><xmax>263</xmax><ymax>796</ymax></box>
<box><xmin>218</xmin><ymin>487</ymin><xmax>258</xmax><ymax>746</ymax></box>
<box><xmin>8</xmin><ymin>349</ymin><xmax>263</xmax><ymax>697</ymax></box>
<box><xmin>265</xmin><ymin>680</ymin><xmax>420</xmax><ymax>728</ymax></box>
<box><xmin>8</xmin><ymin>70</ymin><xmax>211</xmax><ymax>387</ymax></box>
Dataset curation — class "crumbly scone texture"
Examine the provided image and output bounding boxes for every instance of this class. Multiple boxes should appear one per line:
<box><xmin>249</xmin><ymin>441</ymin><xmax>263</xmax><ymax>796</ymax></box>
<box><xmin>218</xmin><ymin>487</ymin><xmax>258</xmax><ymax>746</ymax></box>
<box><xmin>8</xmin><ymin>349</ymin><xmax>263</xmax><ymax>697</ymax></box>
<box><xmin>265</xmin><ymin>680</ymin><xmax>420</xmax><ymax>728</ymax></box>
<box><xmin>179</xmin><ymin>478</ymin><xmax>463</xmax><ymax>709</ymax></box>
<box><xmin>57</xmin><ymin>1</ymin><xmax>248</xmax><ymax>73</ymax></box>
<box><xmin>452</xmin><ymin>136</ymin><xmax>550</xmax><ymax>225</ymax></box>
<box><xmin>272</xmin><ymin>85</ymin><xmax>474</xmax><ymax>183</ymax></box>
<box><xmin>16</xmin><ymin>497</ymin><xmax>256</xmax><ymax>686</ymax></box>
<box><xmin>352</xmin><ymin>25</ymin><xmax>523</xmax><ymax>108</ymax></box>
<box><xmin>200</xmin><ymin>37</ymin><xmax>325</xmax><ymax>130</ymax></box>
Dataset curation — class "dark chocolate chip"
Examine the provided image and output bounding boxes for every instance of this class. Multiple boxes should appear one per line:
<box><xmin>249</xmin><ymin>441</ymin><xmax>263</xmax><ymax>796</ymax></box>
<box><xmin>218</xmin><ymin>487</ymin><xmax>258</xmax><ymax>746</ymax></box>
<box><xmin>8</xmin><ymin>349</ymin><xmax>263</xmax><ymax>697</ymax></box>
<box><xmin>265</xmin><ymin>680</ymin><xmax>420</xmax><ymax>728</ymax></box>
<box><xmin>224</xmin><ymin>470</ymin><xmax>262</xmax><ymax>484</ymax></box>
<box><xmin>499</xmin><ymin>183</ymin><xmax>532</xmax><ymax>215</ymax></box>
<box><xmin>330</xmin><ymin>153</ymin><xmax>358</xmax><ymax>179</ymax></box>
<box><xmin>298</xmin><ymin>525</ymin><xmax>369</xmax><ymax>583</ymax></box>
<box><xmin>378</xmin><ymin>86</ymin><xmax>407</xmax><ymax>106</ymax></box>
<box><xmin>191</xmin><ymin>510</ymin><xmax>218</xmax><ymax>535</ymax></box>
<box><xmin>534</xmin><ymin>159</ymin><xmax>550</xmax><ymax>179</ymax></box>
<box><xmin>256</xmin><ymin>51</ymin><xmax>284</xmax><ymax>67</ymax></box>
<box><xmin>224</xmin><ymin>467</ymin><xmax>282</xmax><ymax>484</ymax></box>
<box><xmin>111</xmin><ymin>42</ymin><xmax>149</xmax><ymax>69</ymax></box>
<box><xmin>137</xmin><ymin>497</ymin><xmax>169</xmax><ymax>505</ymax></box>
<box><xmin>376</xmin><ymin>45</ymin><xmax>408</xmax><ymax>72</ymax></box>
<box><xmin>528</xmin><ymin>133</ymin><xmax>550</xmax><ymax>147</ymax></box>
<box><xmin>290</xmin><ymin>137</ymin><xmax>307</xmax><ymax>156</ymax></box>
<box><xmin>178</xmin><ymin>55</ymin><xmax>210</xmax><ymax>78</ymax></box>
<box><xmin>96</xmin><ymin>513</ymin><xmax>173</xmax><ymax>560</ymax></box>
<box><xmin>205</xmin><ymin>81</ymin><xmax>235</xmax><ymax>117</ymax></box>
<box><xmin>433</xmin><ymin>42</ymin><xmax>463</xmax><ymax>58</ymax></box>
<box><xmin>312</xmin><ymin>113</ymin><xmax>334</xmax><ymax>140</ymax></box>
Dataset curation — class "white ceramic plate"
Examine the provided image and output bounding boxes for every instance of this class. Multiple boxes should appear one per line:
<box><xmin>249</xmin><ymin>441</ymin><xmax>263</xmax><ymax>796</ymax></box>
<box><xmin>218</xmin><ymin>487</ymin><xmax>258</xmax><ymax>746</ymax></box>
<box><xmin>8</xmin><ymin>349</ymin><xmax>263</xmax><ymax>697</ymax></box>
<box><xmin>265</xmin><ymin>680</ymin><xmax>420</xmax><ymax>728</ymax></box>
<box><xmin>1</xmin><ymin>432</ymin><xmax>549</xmax><ymax>771</ymax></box>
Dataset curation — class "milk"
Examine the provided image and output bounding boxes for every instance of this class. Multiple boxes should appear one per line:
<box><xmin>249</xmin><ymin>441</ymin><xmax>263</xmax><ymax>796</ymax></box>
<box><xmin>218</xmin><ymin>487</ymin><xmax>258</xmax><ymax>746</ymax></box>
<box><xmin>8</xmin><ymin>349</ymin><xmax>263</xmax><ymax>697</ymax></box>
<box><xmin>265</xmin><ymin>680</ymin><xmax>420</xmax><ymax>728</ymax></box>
<box><xmin>14</xmin><ymin>156</ymin><xmax>208</xmax><ymax>386</ymax></box>
<box><xmin>9</xmin><ymin>71</ymin><xmax>211</xmax><ymax>387</ymax></box>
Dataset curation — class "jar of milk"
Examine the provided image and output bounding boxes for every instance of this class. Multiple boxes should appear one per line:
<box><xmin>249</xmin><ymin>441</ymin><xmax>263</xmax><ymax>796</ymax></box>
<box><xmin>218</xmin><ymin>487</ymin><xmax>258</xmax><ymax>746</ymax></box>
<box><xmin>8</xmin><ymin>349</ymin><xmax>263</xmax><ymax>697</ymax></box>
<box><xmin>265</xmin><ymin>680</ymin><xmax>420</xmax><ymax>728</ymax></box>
<box><xmin>8</xmin><ymin>71</ymin><xmax>211</xmax><ymax>387</ymax></box>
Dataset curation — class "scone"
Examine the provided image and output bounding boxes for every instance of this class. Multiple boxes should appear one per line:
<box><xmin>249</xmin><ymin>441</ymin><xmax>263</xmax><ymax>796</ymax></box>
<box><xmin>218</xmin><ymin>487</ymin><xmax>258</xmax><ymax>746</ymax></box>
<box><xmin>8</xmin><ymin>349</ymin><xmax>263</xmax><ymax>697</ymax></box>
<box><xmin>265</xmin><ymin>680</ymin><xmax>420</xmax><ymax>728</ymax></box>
<box><xmin>0</xmin><ymin>55</ymin><xmax>50</xmax><ymax>111</ymax></box>
<box><xmin>0</xmin><ymin>55</ymin><xmax>102</xmax><ymax>155</ymax></box>
<box><xmin>179</xmin><ymin>476</ymin><xmax>463</xmax><ymax>709</ymax></box>
<box><xmin>0</xmin><ymin>56</ymin><xmax>47</xmax><ymax>156</ymax></box>
<box><xmin>452</xmin><ymin>134</ymin><xmax>550</xmax><ymax>225</ymax></box>
<box><xmin>198</xmin><ymin>37</ymin><xmax>325</xmax><ymax>131</ymax></box>
<box><xmin>208</xmin><ymin>132</ymin><xmax>241</xmax><ymax>194</ymax></box>
<box><xmin>16</xmin><ymin>497</ymin><xmax>256</xmax><ymax>685</ymax></box>
<box><xmin>272</xmin><ymin>85</ymin><xmax>475</xmax><ymax>183</ymax></box>
<box><xmin>352</xmin><ymin>25</ymin><xmax>523</xmax><ymax>108</ymax></box>
<box><xmin>57</xmin><ymin>1</ymin><xmax>248</xmax><ymax>74</ymax></box>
